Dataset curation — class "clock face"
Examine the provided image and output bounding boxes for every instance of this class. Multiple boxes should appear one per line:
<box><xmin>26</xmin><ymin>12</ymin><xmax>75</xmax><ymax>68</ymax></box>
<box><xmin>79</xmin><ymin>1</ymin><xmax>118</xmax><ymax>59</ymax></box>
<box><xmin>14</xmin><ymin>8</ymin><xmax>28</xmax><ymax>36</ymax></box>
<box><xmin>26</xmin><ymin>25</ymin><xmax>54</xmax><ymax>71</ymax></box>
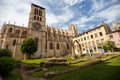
<box><xmin>32</xmin><ymin>22</ymin><xmax>41</xmax><ymax>29</ymax></box>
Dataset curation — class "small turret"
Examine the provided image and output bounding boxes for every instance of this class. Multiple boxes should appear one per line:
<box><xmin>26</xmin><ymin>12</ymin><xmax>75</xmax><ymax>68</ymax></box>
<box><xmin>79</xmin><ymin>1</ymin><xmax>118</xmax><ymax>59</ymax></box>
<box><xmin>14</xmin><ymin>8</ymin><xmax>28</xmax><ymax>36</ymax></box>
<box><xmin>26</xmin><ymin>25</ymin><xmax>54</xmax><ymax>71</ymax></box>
<box><xmin>68</xmin><ymin>24</ymin><xmax>78</xmax><ymax>37</ymax></box>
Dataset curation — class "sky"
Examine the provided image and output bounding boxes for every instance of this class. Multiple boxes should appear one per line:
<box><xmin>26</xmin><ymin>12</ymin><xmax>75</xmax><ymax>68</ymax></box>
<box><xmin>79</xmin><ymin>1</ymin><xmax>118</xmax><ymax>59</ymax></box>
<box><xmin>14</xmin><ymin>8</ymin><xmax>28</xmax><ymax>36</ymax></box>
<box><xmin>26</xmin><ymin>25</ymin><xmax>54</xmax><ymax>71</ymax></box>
<box><xmin>0</xmin><ymin>0</ymin><xmax>120</xmax><ymax>33</ymax></box>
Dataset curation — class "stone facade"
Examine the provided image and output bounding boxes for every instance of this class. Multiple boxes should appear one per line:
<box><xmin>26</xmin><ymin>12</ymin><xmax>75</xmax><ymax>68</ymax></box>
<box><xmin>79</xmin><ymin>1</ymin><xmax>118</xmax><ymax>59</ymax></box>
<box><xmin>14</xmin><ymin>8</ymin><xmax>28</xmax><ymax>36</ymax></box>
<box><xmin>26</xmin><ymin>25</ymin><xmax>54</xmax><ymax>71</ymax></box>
<box><xmin>0</xmin><ymin>4</ymin><xmax>78</xmax><ymax>60</ymax></box>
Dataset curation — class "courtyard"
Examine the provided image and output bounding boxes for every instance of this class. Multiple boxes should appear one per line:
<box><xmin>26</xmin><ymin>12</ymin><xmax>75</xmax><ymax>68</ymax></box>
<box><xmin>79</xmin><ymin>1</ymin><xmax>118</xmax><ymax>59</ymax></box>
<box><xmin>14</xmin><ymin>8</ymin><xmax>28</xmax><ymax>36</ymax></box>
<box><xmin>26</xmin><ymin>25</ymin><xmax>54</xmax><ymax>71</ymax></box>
<box><xmin>2</xmin><ymin>53</ymin><xmax>120</xmax><ymax>80</ymax></box>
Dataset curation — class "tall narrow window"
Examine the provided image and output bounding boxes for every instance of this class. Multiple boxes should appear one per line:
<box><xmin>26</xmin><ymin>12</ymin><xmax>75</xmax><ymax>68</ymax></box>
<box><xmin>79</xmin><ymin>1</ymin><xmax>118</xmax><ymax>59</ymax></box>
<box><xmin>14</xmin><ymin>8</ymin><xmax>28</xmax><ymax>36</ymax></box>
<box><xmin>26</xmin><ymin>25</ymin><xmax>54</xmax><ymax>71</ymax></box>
<box><xmin>56</xmin><ymin>43</ymin><xmax>59</xmax><ymax>49</ymax></box>
<box><xmin>99</xmin><ymin>32</ymin><xmax>103</xmax><ymax>36</ymax></box>
<box><xmin>67</xmin><ymin>44</ymin><xmax>69</xmax><ymax>49</ymax></box>
<box><xmin>39</xmin><ymin>10</ymin><xmax>42</xmax><ymax>16</ymax></box>
<box><xmin>49</xmin><ymin>42</ymin><xmax>53</xmax><ymax>49</ymax></box>
<box><xmin>34</xmin><ymin>16</ymin><xmax>36</xmax><ymax>20</ymax></box>
<box><xmin>91</xmin><ymin>35</ymin><xmax>93</xmax><ymax>39</ymax></box>
<box><xmin>34</xmin><ymin>37</ymin><xmax>39</xmax><ymax>46</ymax></box>
<box><xmin>12</xmin><ymin>39</ymin><xmax>16</xmax><ymax>46</ymax></box>
<box><xmin>8</xmin><ymin>28</ymin><xmax>12</xmax><ymax>33</ymax></box>
<box><xmin>37</xmin><ymin>17</ymin><xmax>39</xmax><ymax>20</ymax></box>
<box><xmin>36</xmin><ymin>9</ymin><xmax>38</xmax><ymax>15</ymax></box>
<box><xmin>40</xmin><ymin>17</ymin><xmax>42</xmax><ymax>21</ymax></box>
<box><xmin>34</xmin><ymin>8</ymin><xmax>37</xmax><ymax>14</ymax></box>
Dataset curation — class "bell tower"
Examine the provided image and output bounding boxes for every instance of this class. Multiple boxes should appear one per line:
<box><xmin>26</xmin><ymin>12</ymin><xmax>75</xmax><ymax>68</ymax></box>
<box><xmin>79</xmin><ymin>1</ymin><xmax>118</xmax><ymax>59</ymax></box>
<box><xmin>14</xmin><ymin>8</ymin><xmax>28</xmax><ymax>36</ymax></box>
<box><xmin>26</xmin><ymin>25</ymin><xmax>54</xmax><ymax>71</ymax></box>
<box><xmin>27</xmin><ymin>4</ymin><xmax>46</xmax><ymax>58</ymax></box>
<box><xmin>28</xmin><ymin>4</ymin><xmax>46</xmax><ymax>30</ymax></box>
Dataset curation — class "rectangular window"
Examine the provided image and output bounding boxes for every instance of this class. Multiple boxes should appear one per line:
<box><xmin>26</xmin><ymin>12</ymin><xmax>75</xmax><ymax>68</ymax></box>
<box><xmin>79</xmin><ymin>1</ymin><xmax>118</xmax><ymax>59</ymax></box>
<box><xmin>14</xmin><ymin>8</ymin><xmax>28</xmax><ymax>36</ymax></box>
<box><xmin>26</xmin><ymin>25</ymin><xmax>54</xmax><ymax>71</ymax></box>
<box><xmin>94</xmin><ymin>47</ymin><xmax>97</xmax><ymax>52</ymax></box>
<box><xmin>92</xmin><ymin>41</ymin><xmax>95</xmax><ymax>46</ymax></box>
<box><xmin>91</xmin><ymin>35</ymin><xmax>93</xmax><ymax>39</ymax></box>
<box><xmin>101</xmin><ymin>39</ymin><xmax>104</xmax><ymax>43</ymax></box>
<box><xmin>87</xmin><ymin>36</ymin><xmax>89</xmax><ymax>40</ymax></box>
<box><xmin>81</xmin><ymin>38</ymin><xmax>83</xmax><ymax>41</ymax></box>
<box><xmin>88</xmin><ymin>42</ymin><xmax>91</xmax><ymax>47</ymax></box>
<box><xmin>109</xmin><ymin>35</ymin><xmax>113</xmax><ymax>39</ymax></box>
<box><xmin>99</xmin><ymin>32</ymin><xmax>103</xmax><ymax>36</ymax></box>
<box><xmin>95</xmin><ymin>33</ymin><xmax>98</xmax><ymax>37</ymax></box>
<box><xmin>84</xmin><ymin>37</ymin><xmax>86</xmax><ymax>40</ymax></box>
<box><xmin>82</xmin><ymin>43</ymin><xmax>84</xmax><ymax>47</ymax></box>
<box><xmin>96</xmin><ymin>40</ymin><xmax>99</xmax><ymax>45</ymax></box>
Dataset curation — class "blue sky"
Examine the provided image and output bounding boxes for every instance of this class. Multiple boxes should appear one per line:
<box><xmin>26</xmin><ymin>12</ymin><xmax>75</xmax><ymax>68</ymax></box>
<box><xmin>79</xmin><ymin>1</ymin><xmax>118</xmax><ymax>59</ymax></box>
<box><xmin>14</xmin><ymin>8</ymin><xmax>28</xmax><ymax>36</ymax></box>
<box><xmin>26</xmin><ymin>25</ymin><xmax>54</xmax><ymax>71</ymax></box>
<box><xmin>0</xmin><ymin>0</ymin><xmax>120</xmax><ymax>33</ymax></box>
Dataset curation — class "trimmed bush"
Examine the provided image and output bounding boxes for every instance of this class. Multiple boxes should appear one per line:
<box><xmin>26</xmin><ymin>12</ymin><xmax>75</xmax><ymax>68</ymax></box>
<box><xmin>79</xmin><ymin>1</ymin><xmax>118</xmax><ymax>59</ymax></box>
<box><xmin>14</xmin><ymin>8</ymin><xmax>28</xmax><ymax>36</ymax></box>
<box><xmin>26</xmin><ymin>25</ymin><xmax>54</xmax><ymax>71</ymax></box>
<box><xmin>0</xmin><ymin>57</ymin><xmax>17</xmax><ymax>76</ymax></box>
<box><xmin>0</xmin><ymin>49</ymin><xmax>12</xmax><ymax>57</ymax></box>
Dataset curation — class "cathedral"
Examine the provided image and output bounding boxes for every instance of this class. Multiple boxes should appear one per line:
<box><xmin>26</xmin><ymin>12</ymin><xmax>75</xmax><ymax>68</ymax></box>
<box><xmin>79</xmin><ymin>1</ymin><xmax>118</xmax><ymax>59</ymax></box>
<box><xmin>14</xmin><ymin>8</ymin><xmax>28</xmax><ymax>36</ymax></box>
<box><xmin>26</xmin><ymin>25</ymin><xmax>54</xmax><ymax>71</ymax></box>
<box><xmin>0</xmin><ymin>4</ymin><xmax>78</xmax><ymax>60</ymax></box>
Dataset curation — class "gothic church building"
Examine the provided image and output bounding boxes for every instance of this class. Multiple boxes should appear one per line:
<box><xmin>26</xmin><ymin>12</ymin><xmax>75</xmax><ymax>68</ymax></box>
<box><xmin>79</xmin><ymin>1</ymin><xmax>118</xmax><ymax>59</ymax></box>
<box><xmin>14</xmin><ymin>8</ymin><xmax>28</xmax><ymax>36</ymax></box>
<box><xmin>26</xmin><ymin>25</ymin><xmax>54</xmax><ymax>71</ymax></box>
<box><xmin>0</xmin><ymin>4</ymin><xmax>78</xmax><ymax>60</ymax></box>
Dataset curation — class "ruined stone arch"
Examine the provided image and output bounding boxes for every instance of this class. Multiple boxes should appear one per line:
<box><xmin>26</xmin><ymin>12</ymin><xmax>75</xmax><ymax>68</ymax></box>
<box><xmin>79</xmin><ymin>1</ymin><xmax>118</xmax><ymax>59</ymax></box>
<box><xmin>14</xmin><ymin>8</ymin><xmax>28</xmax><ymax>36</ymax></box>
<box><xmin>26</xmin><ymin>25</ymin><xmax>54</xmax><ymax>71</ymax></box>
<box><xmin>73</xmin><ymin>40</ymin><xmax>82</xmax><ymax>56</ymax></box>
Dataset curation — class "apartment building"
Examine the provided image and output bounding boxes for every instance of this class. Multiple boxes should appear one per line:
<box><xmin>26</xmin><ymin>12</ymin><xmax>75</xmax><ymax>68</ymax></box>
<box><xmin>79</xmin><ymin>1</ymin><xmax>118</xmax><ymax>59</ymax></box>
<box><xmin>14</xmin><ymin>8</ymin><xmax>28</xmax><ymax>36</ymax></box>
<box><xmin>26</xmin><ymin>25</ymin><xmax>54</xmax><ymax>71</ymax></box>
<box><xmin>72</xmin><ymin>22</ymin><xmax>111</xmax><ymax>56</ymax></box>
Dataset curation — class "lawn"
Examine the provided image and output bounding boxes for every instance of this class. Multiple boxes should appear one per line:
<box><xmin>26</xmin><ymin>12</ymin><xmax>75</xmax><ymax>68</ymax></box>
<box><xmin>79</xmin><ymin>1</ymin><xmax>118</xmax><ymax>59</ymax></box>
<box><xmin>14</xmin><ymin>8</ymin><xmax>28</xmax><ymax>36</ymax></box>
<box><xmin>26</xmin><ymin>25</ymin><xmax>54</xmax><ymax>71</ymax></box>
<box><xmin>22</xmin><ymin>58</ymin><xmax>45</xmax><ymax>66</ymax></box>
<box><xmin>32</xmin><ymin>60</ymin><xmax>92</xmax><ymax>78</ymax></box>
<box><xmin>48</xmin><ymin>56</ymin><xmax>120</xmax><ymax>80</ymax></box>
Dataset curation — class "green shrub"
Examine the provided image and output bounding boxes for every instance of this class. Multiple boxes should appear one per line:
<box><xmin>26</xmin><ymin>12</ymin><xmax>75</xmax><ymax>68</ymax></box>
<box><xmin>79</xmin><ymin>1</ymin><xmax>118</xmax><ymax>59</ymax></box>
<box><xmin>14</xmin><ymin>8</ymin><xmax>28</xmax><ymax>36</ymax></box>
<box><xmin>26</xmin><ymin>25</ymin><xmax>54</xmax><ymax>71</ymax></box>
<box><xmin>0</xmin><ymin>49</ymin><xmax>12</xmax><ymax>57</ymax></box>
<box><xmin>0</xmin><ymin>57</ymin><xmax>17</xmax><ymax>76</ymax></box>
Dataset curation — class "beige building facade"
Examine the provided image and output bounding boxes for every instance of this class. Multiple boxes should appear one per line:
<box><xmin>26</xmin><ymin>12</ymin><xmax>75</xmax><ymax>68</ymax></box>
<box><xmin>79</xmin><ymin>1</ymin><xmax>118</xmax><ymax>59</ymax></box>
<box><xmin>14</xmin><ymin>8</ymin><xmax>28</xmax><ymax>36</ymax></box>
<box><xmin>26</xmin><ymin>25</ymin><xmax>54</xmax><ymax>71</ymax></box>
<box><xmin>72</xmin><ymin>23</ymin><xmax>112</xmax><ymax>56</ymax></box>
<box><xmin>0</xmin><ymin>4</ymin><xmax>78</xmax><ymax>60</ymax></box>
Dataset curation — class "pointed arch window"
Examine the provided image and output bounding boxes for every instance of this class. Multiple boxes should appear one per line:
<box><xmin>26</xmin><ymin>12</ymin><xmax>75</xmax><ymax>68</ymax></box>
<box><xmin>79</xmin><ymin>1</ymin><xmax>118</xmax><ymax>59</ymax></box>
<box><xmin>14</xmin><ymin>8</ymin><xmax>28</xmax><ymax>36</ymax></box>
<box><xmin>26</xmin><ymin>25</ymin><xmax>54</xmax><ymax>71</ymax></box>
<box><xmin>15</xmin><ymin>29</ymin><xmax>20</xmax><ymax>34</ymax></box>
<box><xmin>34</xmin><ymin>37</ymin><xmax>39</xmax><ymax>46</ymax></box>
<box><xmin>8</xmin><ymin>28</ymin><xmax>12</xmax><ymax>33</ymax></box>
<box><xmin>34</xmin><ymin>16</ymin><xmax>36</xmax><ymax>20</ymax></box>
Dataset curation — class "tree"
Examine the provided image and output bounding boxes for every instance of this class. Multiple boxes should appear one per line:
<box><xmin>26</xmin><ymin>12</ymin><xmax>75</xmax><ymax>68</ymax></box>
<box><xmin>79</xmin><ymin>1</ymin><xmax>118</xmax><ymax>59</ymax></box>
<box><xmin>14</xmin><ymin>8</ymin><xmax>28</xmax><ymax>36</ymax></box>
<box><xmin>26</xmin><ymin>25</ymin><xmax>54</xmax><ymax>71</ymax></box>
<box><xmin>20</xmin><ymin>38</ymin><xmax>37</xmax><ymax>59</ymax></box>
<box><xmin>104</xmin><ymin>40</ymin><xmax>115</xmax><ymax>52</ymax></box>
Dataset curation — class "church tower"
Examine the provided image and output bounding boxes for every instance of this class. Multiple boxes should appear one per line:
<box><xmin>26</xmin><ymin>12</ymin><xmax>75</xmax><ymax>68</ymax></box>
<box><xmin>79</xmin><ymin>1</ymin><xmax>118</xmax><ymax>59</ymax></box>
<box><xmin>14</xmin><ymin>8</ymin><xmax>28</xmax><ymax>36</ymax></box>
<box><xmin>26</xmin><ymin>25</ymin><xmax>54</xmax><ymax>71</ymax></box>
<box><xmin>27</xmin><ymin>4</ymin><xmax>46</xmax><ymax>58</ymax></box>
<box><xmin>28</xmin><ymin>4</ymin><xmax>46</xmax><ymax>30</ymax></box>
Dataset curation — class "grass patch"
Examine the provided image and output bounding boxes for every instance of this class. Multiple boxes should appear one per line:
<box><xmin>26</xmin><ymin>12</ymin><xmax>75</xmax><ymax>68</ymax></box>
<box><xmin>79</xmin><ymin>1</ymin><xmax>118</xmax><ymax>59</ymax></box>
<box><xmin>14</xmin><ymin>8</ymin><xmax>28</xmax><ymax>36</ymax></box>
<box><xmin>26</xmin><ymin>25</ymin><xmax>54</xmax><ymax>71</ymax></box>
<box><xmin>66</xmin><ymin>57</ymin><xmax>80</xmax><ymax>62</ymax></box>
<box><xmin>48</xmin><ymin>56</ymin><xmax>120</xmax><ymax>80</ymax></box>
<box><xmin>33</xmin><ymin>66</ymin><xmax>72</xmax><ymax>78</ymax></box>
<box><xmin>32</xmin><ymin>59</ymin><xmax>91</xmax><ymax>78</ymax></box>
<box><xmin>22</xmin><ymin>58</ymin><xmax>45</xmax><ymax>66</ymax></box>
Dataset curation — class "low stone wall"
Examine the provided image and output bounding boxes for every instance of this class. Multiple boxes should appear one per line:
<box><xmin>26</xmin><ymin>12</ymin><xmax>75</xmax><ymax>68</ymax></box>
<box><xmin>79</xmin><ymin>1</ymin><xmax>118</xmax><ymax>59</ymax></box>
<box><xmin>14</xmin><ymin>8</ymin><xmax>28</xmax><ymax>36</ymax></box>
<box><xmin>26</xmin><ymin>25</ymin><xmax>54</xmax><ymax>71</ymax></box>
<box><xmin>40</xmin><ymin>62</ymin><xmax>69</xmax><ymax>68</ymax></box>
<box><xmin>43</xmin><ymin>54</ymin><xmax>120</xmax><ymax>79</ymax></box>
<box><xmin>70</xmin><ymin>59</ymin><xmax>88</xmax><ymax>64</ymax></box>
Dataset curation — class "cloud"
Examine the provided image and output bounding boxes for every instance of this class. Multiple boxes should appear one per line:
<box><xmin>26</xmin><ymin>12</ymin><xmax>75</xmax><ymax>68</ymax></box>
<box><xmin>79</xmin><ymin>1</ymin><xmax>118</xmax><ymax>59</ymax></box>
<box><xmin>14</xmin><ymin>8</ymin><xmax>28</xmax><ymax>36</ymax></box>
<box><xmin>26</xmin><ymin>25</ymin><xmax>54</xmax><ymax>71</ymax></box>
<box><xmin>96</xmin><ymin>4</ymin><xmax>120</xmax><ymax>23</ymax></box>
<box><xmin>46</xmin><ymin>6</ymin><xmax>74</xmax><ymax>27</ymax></box>
<box><xmin>63</xmin><ymin>0</ymin><xmax>84</xmax><ymax>6</ymax></box>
